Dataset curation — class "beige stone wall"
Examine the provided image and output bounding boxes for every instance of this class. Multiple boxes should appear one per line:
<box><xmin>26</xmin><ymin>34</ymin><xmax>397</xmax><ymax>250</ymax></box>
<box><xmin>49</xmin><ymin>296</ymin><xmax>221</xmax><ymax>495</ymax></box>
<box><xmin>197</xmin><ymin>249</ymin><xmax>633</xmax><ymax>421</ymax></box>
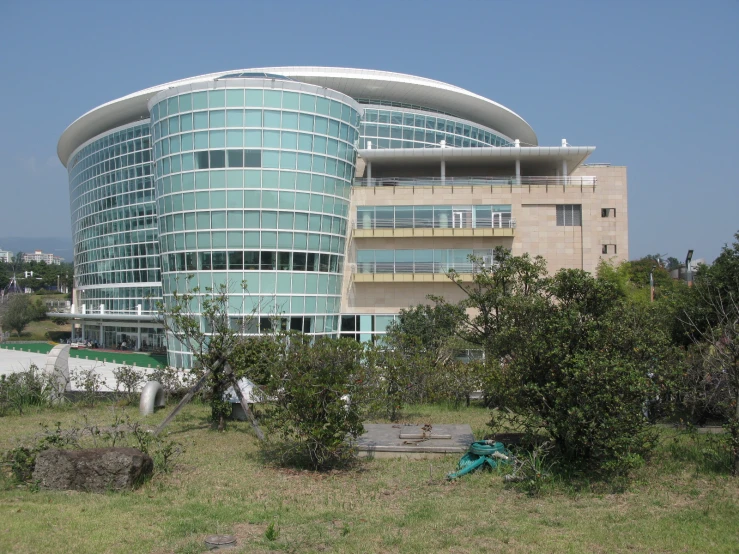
<box><xmin>341</xmin><ymin>165</ymin><xmax>628</xmax><ymax>313</ymax></box>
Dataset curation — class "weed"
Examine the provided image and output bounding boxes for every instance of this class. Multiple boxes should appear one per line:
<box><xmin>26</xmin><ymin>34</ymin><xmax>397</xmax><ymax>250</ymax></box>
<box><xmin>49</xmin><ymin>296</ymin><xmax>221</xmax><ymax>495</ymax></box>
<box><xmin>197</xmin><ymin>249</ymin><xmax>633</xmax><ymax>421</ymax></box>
<box><xmin>265</xmin><ymin>520</ymin><xmax>280</xmax><ymax>541</ymax></box>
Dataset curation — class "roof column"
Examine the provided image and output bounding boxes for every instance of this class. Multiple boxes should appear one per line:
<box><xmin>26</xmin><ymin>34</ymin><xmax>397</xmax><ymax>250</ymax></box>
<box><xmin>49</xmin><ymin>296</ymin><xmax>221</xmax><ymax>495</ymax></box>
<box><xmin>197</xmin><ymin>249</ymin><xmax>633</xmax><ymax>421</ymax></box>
<box><xmin>515</xmin><ymin>159</ymin><xmax>521</xmax><ymax>185</ymax></box>
<box><xmin>440</xmin><ymin>139</ymin><xmax>446</xmax><ymax>185</ymax></box>
<box><xmin>514</xmin><ymin>139</ymin><xmax>521</xmax><ymax>185</ymax></box>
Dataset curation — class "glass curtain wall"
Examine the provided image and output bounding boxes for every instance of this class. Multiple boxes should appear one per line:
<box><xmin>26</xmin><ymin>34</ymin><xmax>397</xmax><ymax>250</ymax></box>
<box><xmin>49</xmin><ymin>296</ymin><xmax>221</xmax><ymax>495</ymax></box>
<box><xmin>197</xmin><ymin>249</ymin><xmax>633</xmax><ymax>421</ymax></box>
<box><xmin>359</xmin><ymin>107</ymin><xmax>512</xmax><ymax>149</ymax></box>
<box><xmin>357</xmin><ymin>205</ymin><xmax>513</xmax><ymax>229</ymax></box>
<box><xmin>356</xmin><ymin>248</ymin><xmax>495</xmax><ymax>274</ymax></box>
<box><xmin>149</xmin><ymin>78</ymin><xmax>361</xmax><ymax>368</ymax></box>
<box><xmin>67</xmin><ymin>122</ymin><xmax>162</xmax><ymax>315</ymax></box>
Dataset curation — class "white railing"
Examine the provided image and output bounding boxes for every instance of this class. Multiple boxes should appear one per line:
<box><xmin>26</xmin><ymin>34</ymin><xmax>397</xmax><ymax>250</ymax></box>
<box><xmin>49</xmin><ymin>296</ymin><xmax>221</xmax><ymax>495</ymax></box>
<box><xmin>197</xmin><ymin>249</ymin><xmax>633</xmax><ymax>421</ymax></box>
<box><xmin>354</xmin><ymin>176</ymin><xmax>597</xmax><ymax>187</ymax></box>
<box><xmin>356</xmin><ymin>258</ymin><xmax>496</xmax><ymax>275</ymax></box>
<box><xmin>354</xmin><ymin>217</ymin><xmax>516</xmax><ymax>230</ymax></box>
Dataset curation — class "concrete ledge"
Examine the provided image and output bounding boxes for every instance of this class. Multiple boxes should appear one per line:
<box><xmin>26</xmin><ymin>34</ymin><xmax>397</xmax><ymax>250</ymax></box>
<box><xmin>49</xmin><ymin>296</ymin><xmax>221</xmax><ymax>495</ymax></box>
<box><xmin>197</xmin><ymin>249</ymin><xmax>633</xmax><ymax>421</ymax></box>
<box><xmin>357</xmin><ymin>424</ymin><xmax>474</xmax><ymax>459</ymax></box>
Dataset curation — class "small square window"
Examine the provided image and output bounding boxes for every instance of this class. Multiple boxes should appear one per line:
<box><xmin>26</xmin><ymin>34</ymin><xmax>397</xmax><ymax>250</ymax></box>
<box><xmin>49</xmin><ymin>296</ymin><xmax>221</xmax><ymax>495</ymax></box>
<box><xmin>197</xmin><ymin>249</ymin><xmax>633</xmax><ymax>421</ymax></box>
<box><xmin>601</xmin><ymin>208</ymin><xmax>616</xmax><ymax>218</ymax></box>
<box><xmin>602</xmin><ymin>244</ymin><xmax>618</xmax><ymax>255</ymax></box>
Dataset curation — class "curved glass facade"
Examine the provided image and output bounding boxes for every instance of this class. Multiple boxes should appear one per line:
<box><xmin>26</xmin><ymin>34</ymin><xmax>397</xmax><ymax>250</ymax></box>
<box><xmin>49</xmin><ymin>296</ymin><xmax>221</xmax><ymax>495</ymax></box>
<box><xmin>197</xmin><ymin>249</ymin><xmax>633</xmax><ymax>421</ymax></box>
<box><xmin>67</xmin><ymin>122</ymin><xmax>161</xmax><ymax>314</ymax></box>
<box><xmin>359</xmin><ymin>106</ymin><xmax>512</xmax><ymax>149</ymax></box>
<box><xmin>149</xmin><ymin>80</ymin><xmax>361</xmax><ymax>368</ymax></box>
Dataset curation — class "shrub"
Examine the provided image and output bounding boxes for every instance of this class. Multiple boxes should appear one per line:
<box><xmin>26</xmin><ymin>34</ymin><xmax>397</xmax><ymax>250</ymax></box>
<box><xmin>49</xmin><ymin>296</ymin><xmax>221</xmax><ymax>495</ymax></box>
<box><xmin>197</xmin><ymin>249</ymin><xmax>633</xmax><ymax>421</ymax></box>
<box><xmin>149</xmin><ymin>366</ymin><xmax>193</xmax><ymax>403</ymax></box>
<box><xmin>262</xmin><ymin>336</ymin><xmax>369</xmax><ymax>470</ymax></box>
<box><xmin>0</xmin><ymin>365</ymin><xmax>49</xmax><ymax>416</ymax></box>
<box><xmin>3</xmin><ymin>422</ymin><xmax>79</xmax><ymax>483</ymax></box>
<box><xmin>72</xmin><ymin>368</ymin><xmax>105</xmax><ymax>407</ymax></box>
<box><xmin>112</xmin><ymin>365</ymin><xmax>145</xmax><ymax>403</ymax></box>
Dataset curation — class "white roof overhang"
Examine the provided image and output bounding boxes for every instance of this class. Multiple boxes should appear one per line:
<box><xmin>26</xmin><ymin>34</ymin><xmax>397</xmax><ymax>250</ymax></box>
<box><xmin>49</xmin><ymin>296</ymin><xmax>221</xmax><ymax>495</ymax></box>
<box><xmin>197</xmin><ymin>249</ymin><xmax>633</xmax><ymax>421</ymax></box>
<box><xmin>358</xmin><ymin>146</ymin><xmax>595</xmax><ymax>175</ymax></box>
<box><xmin>58</xmin><ymin>67</ymin><xmax>537</xmax><ymax>166</ymax></box>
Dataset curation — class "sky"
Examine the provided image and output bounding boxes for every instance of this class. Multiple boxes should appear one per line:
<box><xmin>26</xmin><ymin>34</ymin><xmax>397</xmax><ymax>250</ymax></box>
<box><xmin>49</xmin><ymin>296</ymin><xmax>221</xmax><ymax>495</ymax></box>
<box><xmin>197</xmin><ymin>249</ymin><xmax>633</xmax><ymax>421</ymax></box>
<box><xmin>0</xmin><ymin>0</ymin><xmax>737</xmax><ymax>263</ymax></box>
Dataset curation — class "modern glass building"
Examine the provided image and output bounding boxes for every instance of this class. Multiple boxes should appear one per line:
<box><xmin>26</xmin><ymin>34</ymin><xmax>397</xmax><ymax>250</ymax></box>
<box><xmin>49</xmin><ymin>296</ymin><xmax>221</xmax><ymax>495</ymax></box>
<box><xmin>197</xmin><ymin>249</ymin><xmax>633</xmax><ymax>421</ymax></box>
<box><xmin>58</xmin><ymin>67</ymin><xmax>628</xmax><ymax>368</ymax></box>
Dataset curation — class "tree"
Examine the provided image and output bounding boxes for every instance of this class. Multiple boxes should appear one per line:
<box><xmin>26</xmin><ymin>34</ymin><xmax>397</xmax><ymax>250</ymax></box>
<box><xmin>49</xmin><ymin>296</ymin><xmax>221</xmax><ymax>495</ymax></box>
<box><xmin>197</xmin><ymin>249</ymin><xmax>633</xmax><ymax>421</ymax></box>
<box><xmin>450</xmin><ymin>252</ymin><xmax>676</xmax><ymax>473</ymax></box>
<box><xmin>1</xmin><ymin>294</ymin><xmax>35</xmax><ymax>336</ymax></box>
<box><xmin>446</xmin><ymin>246</ymin><xmax>549</xmax><ymax>359</ymax></box>
<box><xmin>157</xmin><ymin>278</ymin><xmax>268</xmax><ymax>432</ymax></box>
<box><xmin>679</xmin><ymin>231</ymin><xmax>739</xmax><ymax>474</ymax></box>
<box><xmin>261</xmin><ymin>336</ymin><xmax>370</xmax><ymax>470</ymax></box>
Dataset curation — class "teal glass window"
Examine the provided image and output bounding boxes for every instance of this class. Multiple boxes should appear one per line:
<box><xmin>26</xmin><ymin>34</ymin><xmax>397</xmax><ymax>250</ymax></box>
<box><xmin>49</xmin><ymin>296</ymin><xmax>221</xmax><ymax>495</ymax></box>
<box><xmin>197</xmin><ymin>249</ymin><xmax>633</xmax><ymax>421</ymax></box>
<box><xmin>264</xmin><ymin>110</ymin><xmax>281</xmax><ymax>128</ymax></box>
<box><xmin>226</xmin><ymin>110</ymin><xmax>243</xmax><ymax>127</ymax></box>
<box><xmin>245</xmin><ymin>89</ymin><xmax>262</xmax><ymax>107</ymax></box>
<box><xmin>209</xmin><ymin>90</ymin><xmax>225</xmax><ymax>108</ymax></box>
<box><xmin>194</xmin><ymin>112</ymin><xmax>208</xmax><ymax>130</ymax></box>
<box><xmin>226</xmin><ymin>89</ymin><xmax>244</xmax><ymax>107</ymax></box>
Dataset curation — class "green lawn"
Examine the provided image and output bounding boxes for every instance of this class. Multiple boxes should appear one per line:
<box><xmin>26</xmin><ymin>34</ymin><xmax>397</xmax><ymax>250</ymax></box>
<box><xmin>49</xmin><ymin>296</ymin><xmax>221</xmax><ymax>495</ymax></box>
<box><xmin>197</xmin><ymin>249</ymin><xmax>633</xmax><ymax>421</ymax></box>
<box><xmin>0</xmin><ymin>342</ymin><xmax>53</xmax><ymax>354</ymax></box>
<box><xmin>2</xmin><ymin>318</ymin><xmax>72</xmax><ymax>342</ymax></box>
<box><xmin>0</xmin><ymin>342</ymin><xmax>167</xmax><ymax>368</ymax></box>
<box><xmin>1</xmin><ymin>402</ymin><xmax>737</xmax><ymax>553</ymax></box>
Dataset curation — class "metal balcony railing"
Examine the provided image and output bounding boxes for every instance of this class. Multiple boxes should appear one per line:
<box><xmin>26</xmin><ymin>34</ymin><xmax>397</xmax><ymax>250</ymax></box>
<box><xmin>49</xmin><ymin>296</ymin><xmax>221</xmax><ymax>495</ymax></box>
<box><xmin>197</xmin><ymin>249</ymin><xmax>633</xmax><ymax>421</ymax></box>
<box><xmin>354</xmin><ymin>176</ymin><xmax>597</xmax><ymax>187</ymax></box>
<box><xmin>356</xmin><ymin>259</ymin><xmax>495</xmax><ymax>275</ymax></box>
<box><xmin>354</xmin><ymin>217</ymin><xmax>516</xmax><ymax>230</ymax></box>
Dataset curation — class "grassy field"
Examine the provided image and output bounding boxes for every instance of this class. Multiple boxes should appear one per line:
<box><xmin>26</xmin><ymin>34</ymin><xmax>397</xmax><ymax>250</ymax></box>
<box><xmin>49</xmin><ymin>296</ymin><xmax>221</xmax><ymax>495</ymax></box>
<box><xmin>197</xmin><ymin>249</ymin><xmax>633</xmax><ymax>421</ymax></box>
<box><xmin>0</xmin><ymin>342</ymin><xmax>167</xmax><ymax>368</ymax></box>
<box><xmin>1</xmin><ymin>403</ymin><xmax>738</xmax><ymax>553</ymax></box>
<box><xmin>2</xmin><ymin>318</ymin><xmax>72</xmax><ymax>342</ymax></box>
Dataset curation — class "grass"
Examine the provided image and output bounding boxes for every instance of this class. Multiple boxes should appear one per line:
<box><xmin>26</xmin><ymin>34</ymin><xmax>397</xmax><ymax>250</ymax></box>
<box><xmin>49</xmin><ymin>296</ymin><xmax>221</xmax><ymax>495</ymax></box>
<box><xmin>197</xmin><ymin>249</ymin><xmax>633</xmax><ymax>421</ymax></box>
<box><xmin>0</xmin><ymin>342</ymin><xmax>167</xmax><ymax>369</ymax></box>
<box><xmin>1</xmin><ymin>402</ymin><xmax>738</xmax><ymax>553</ymax></box>
<box><xmin>0</xmin><ymin>342</ymin><xmax>53</xmax><ymax>354</ymax></box>
<box><xmin>1</xmin><ymin>319</ymin><xmax>72</xmax><ymax>342</ymax></box>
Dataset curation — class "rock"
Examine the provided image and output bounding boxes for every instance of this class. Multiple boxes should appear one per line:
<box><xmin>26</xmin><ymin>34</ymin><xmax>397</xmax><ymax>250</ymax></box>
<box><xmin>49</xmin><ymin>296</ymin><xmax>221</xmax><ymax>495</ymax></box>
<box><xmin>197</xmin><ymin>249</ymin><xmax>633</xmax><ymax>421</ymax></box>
<box><xmin>33</xmin><ymin>448</ymin><xmax>153</xmax><ymax>492</ymax></box>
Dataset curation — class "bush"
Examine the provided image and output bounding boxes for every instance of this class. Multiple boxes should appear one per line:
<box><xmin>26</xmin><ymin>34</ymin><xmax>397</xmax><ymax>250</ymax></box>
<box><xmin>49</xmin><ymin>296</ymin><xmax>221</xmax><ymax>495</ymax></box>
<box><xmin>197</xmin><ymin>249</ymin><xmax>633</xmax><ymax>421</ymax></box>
<box><xmin>2</xmin><ymin>416</ymin><xmax>184</xmax><ymax>485</ymax></box>
<box><xmin>112</xmin><ymin>366</ymin><xmax>145</xmax><ymax>404</ymax></box>
<box><xmin>262</xmin><ymin>336</ymin><xmax>369</xmax><ymax>470</ymax></box>
<box><xmin>149</xmin><ymin>366</ymin><xmax>193</xmax><ymax>403</ymax></box>
<box><xmin>3</xmin><ymin>422</ymin><xmax>78</xmax><ymax>483</ymax></box>
<box><xmin>0</xmin><ymin>365</ymin><xmax>50</xmax><ymax>416</ymax></box>
<box><xmin>72</xmin><ymin>368</ymin><xmax>105</xmax><ymax>407</ymax></box>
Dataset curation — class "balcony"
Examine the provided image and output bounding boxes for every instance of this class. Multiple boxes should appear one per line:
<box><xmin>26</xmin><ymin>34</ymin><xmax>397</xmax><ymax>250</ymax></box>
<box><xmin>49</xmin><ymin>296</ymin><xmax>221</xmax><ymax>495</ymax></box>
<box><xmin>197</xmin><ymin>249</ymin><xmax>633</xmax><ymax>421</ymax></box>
<box><xmin>354</xmin><ymin>249</ymin><xmax>493</xmax><ymax>283</ymax></box>
<box><xmin>354</xmin><ymin>175</ymin><xmax>597</xmax><ymax>188</ymax></box>
<box><xmin>354</xmin><ymin>206</ymin><xmax>515</xmax><ymax>239</ymax></box>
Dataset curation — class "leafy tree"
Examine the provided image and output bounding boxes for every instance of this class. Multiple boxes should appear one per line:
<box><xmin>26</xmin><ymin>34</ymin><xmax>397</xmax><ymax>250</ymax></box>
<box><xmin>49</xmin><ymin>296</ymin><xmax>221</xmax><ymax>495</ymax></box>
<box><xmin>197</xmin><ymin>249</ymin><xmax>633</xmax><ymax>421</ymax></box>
<box><xmin>666</xmin><ymin>257</ymin><xmax>682</xmax><ymax>271</ymax></box>
<box><xmin>378</xmin><ymin>300</ymin><xmax>469</xmax><ymax>415</ymax></box>
<box><xmin>261</xmin><ymin>336</ymin><xmax>370</xmax><ymax>470</ymax></box>
<box><xmin>1</xmin><ymin>294</ymin><xmax>35</xmax><ymax>336</ymax></box>
<box><xmin>451</xmin><ymin>253</ymin><xmax>677</xmax><ymax>473</ymax></box>
<box><xmin>157</xmin><ymin>278</ymin><xmax>267</xmax><ymax>432</ymax></box>
<box><xmin>679</xmin><ymin>231</ymin><xmax>739</xmax><ymax>474</ymax></box>
<box><xmin>446</xmin><ymin>246</ymin><xmax>549</xmax><ymax>359</ymax></box>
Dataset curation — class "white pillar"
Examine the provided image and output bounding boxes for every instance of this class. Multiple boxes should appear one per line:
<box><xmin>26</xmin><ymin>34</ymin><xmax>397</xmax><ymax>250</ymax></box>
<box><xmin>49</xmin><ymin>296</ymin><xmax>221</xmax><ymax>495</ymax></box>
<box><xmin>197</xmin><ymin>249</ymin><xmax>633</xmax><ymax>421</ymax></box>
<box><xmin>367</xmin><ymin>161</ymin><xmax>372</xmax><ymax>187</ymax></box>
<box><xmin>100</xmin><ymin>323</ymin><xmax>104</xmax><ymax>347</ymax></box>
<box><xmin>136</xmin><ymin>304</ymin><xmax>142</xmax><ymax>316</ymax></box>
<box><xmin>515</xmin><ymin>159</ymin><xmax>521</xmax><ymax>185</ymax></box>
<box><xmin>137</xmin><ymin>327</ymin><xmax>142</xmax><ymax>352</ymax></box>
<box><xmin>81</xmin><ymin>323</ymin><xmax>86</xmax><ymax>341</ymax></box>
<box><xmin>99</xmin><ymin>303</ymin><xmax>104</xmax><ymax>315</ymax></box>
<box><xmin>441</xmin><ymin>160</ymin><xmax>446</xmax><ymax>185</ymax></box>
<box><xmin>562</xmin><ymin>159</ymin><xmax>568</xmax><ymax>185</ymax></box>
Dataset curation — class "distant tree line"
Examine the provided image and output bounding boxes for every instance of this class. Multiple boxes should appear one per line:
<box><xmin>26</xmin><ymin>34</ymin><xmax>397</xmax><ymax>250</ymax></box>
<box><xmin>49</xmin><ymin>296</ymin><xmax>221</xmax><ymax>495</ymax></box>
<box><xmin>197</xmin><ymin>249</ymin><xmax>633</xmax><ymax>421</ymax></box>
<box><xmin>0</xmin><ymin>253</ymin><xmax>73</xmax><ymax>293</ymax></box>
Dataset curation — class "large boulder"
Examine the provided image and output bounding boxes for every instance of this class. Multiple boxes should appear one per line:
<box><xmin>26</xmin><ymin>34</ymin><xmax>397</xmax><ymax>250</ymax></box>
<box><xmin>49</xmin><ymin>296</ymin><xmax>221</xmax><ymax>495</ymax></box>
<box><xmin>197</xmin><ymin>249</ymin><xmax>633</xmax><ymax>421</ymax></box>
<box><xmin>33</xmin><ymin>448</ymin><xmax>153</xmax><ymax>492</ymax></box>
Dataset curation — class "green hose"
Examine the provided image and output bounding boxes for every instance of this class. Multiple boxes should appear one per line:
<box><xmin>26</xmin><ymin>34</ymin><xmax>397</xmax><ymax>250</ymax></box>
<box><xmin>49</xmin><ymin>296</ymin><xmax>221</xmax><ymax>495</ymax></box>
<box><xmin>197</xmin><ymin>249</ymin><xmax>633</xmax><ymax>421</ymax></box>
<box><xmin>447</xmin><ymin>440</ymin><xmax>510</xmax><ymax>480</ymax></box>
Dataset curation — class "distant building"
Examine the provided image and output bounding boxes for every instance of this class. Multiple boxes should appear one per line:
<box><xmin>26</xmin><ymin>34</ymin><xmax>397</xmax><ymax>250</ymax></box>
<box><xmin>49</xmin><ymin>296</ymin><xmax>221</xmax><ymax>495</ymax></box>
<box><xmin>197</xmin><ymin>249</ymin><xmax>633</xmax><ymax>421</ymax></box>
<box><xmin>23</xmin><ymin>250</ymin><xmax>64</xmax><ymax>265</ymax></box>
<box><xmin>0</xmin><ymin>248</ymin><xmax>10</xmax><ymax>263</ymax></box>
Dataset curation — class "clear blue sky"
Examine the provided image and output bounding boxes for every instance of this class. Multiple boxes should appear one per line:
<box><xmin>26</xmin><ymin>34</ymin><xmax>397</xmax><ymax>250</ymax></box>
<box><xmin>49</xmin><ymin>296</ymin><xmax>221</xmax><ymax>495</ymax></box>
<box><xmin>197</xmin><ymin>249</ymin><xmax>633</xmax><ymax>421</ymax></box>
<box><xmin>1</xmin><ymin>0</ymin><xmax>737</xmax><ymax>263</ymax></box>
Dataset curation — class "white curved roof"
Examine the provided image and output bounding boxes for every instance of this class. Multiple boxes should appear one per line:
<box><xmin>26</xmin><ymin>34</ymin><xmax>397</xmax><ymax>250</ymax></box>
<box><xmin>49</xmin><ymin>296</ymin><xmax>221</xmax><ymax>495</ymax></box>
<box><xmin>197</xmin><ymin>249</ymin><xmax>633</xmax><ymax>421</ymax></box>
<box><xmin>58</xmin><ymin>66</ymin><xmax>538</xmax><ymax>166</ymax></box>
